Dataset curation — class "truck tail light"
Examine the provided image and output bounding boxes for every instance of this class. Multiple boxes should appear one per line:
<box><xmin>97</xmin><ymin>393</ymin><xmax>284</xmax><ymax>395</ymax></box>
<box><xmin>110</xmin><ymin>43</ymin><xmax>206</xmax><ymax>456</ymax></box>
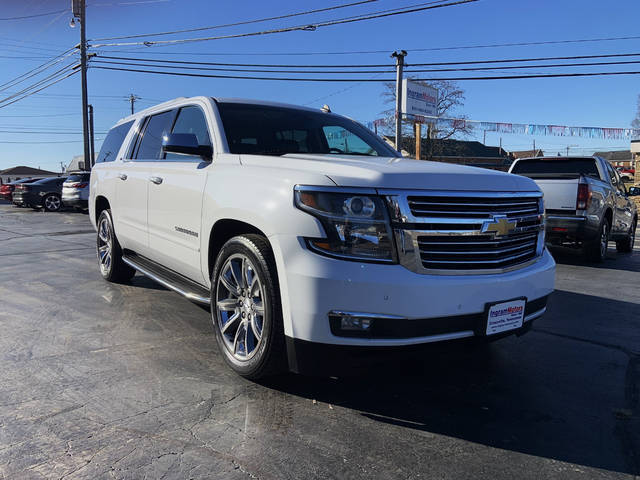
<box><xmin>576</xmin><ymin>184</ymin><xmax>590</xmax><ymax>210</ymax></box>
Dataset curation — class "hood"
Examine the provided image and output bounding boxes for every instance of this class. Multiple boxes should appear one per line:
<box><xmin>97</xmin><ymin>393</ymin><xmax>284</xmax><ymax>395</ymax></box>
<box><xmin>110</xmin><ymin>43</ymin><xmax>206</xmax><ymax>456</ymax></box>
<box><xmin>239</xmin><ymin>154</ymin><xmax>540</xmax><ymax>192</ymax></box>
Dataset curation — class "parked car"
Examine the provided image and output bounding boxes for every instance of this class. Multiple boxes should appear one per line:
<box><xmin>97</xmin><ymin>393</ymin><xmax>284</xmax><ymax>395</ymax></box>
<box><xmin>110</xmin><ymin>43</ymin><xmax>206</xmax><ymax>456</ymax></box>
<box><xmin>0</xmin><ymin>178</ymin><xmax>38</xmax><ymax>202</ymax></box>
<box><xmin>510</xmin><ymin>156</ymin><xmax>637</xmax><ymax>261</ymax></box>
<box><xmin>13</xmin><ymin>176</ymin><xmax>67</xmax><ymax>212</ymax></box>
<box><xmin>62</xmin><ymin>172</ymin><xmax>90</xmax><ymax>211</ymax></box>
<box><xmin>90</xmin><ymin>96</ymin><xmax>555</xmax><ymax>379</ymax></box>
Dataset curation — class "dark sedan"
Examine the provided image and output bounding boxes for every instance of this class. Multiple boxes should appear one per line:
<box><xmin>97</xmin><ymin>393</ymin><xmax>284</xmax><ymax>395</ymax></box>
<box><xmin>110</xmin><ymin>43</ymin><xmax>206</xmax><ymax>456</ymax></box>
<box><xmin>0</xmin><ymin>178</ymin><xmax>39</xmax><ymax>202</ymax></box>
<box><xmin>12</xmin><ymin>177</ymin><xmax>67</xmax><ymax>212</ymax></box>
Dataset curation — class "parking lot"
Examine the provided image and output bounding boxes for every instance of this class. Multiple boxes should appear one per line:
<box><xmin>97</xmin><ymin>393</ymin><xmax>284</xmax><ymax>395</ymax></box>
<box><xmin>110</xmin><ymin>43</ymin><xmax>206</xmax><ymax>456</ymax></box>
<box><xmin>0</xmin><ymin>202</ymin><xmax>638</xmax><ymax>479</ymax></box>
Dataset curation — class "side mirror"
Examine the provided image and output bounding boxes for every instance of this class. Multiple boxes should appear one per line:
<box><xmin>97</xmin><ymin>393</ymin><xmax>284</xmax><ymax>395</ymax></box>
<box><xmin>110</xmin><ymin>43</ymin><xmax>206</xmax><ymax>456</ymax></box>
<box><xmin>628</xmin><ymin>187</ymin><xmax>639</xmax><ymax>196</ymax></box>
<box><xmin>162</xmin><ymin>133</ymin><xmax>212</xmax><ymax>160</ymax></box>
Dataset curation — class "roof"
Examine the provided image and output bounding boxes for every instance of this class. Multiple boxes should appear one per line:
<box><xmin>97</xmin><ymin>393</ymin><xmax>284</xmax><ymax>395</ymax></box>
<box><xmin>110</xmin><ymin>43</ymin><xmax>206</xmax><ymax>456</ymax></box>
<box><xmin>115</xmin><ymin>96</ymin><xmax>325</xmax><ymax>127</ymax></box>
<box><xmin>593</xmin><ymin>150</ymin><xmax>633</xmax><ymax>162</ymax></box>
<box><xmin>510</xmin><ymin>149</ymin><xmax>544</xmax><ymax>159</ymax></box>
<box><xmin>429</xmin><ymin>139</ymin><xmax>512</xmax><ymax>158</ymax></box>
<box><xmin>0</xmin><ymin>166</ymin><xmax>59</xmax><ymax>176</ymax></box>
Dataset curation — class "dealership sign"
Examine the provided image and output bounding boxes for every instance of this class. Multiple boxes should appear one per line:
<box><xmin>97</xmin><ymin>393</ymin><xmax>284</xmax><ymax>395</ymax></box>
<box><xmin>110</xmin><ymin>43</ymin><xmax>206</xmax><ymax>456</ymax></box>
<box><xmin>401</xmin><ymin>79</ymin><xmax>438</xmax><ymax>117</ymax></box>
<box><xmin>401</xmin><ymin>79</ymin><xmax>438</xmax><ymax>119</ymax></box>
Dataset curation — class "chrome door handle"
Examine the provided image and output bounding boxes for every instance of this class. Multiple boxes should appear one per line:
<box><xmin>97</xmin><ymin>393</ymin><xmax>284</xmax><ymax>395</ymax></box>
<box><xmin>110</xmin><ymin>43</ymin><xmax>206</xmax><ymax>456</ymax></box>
<box><xmin>149</xmin><ymin>176</ymin><xmax>163</xmax><ymax>185</ymax></box>
<box><xmin>117</xmin><ymin>173</ymin><xmax>127</xmax><ymax>181</ymax></box>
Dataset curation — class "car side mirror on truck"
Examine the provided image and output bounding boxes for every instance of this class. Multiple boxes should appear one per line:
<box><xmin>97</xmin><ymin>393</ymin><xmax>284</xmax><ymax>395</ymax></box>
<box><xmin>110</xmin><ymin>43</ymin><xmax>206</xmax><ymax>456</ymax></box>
<box><xmin>628</xmin><ymin>187</ymin><xmax>639</xmax><ymax>196</ymax></box>
<box><xmin>162</xmin><ymin>133</ymin><xmax>213</xmax><ymax>161</ymax></box>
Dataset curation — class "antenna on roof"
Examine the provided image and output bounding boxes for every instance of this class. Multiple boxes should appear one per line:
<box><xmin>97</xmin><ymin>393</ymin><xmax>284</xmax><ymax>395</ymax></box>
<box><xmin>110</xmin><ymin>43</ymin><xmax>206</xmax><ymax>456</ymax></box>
<box><xmin>321</xmin><ymin>104</ymin><xmax>331</xmax><ymax>113</ymax></box>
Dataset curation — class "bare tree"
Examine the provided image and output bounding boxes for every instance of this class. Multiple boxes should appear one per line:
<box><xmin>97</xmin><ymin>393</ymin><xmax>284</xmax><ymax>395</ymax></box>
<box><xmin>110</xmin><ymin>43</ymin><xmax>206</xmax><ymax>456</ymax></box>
<box><xmin>380</xmin><ymin>78</ymin><xmax>473</xmax><ymax>159</ymax></box>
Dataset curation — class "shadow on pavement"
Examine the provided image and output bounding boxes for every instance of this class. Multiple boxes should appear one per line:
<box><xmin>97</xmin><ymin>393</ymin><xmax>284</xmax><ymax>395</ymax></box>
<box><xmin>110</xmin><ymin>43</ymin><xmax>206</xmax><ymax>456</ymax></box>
<box><xmin>259</xmin><ymin>290</ymin><xmax>639</xmax><ymax>476</ymax></box>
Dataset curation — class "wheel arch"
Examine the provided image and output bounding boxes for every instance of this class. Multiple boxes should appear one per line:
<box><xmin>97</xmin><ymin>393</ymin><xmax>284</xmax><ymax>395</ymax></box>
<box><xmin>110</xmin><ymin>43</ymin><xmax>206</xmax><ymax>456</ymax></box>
<box><xmin>207</xmin><ymin>218</ymin><xmax>272</xmax><ymax>281</ymax></box>
<box><xmin>95</xmin><ymin>195</ymin><xmax>110</xmax><ymax>224</ymax></box>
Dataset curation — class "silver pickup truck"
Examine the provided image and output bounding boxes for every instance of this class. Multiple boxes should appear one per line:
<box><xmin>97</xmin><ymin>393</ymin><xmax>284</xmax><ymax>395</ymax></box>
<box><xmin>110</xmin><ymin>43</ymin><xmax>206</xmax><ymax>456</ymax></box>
<box><xmin>509</xmin><ymin>156</ymin><xmax>637</xmax><ymax>262</ymax></box>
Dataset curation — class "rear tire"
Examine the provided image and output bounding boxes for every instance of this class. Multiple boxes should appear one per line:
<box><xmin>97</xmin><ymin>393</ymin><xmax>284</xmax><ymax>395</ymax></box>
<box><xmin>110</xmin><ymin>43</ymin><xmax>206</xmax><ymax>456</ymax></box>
<box><xmin>211</xmin><ymin>234</ymin><xmax>285</xmax><ymax>379</ymax></box>
<box><xmin>586</xmin><ymin>219</ymin><xmax>610</xmax><ymax>263</ymax></box>
<box><xmin>616</xmin><ymin>219</ymin><xmax>636</xmax><ymax>253</ymax></box>
<box><xmin>96</xmin><ymin>209</ymin><xmax>136</xmax><ymax>283</ymax></box>
<box><xmin>43</xmin><ymin>194</ymin><xmax>61</xmax><ymax>212</ymax></box>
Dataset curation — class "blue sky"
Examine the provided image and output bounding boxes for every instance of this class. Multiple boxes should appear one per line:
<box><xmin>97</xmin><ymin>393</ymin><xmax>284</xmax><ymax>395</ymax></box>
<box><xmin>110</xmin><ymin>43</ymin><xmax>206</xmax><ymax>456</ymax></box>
<box><xmin>1</xmin><ymin>0</ymin><xmax>639</xmax><ymax>171</ymax></box>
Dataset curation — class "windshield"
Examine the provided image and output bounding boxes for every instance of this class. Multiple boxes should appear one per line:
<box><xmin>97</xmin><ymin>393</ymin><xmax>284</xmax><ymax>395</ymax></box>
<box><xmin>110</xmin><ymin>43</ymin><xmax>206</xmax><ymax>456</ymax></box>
<box><xmin>217</xmin><ymin>102</ymin><xmax>398</xmax><ymax>157</ymax></box>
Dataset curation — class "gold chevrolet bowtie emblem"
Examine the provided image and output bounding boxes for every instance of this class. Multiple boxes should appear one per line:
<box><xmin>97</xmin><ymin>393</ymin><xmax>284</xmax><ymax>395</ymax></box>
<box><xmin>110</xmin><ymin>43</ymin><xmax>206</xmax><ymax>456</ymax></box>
<box><xmin>482</xmin><ymin>216</ymin><xmax>517</xmax><ymax>236</ymax></box>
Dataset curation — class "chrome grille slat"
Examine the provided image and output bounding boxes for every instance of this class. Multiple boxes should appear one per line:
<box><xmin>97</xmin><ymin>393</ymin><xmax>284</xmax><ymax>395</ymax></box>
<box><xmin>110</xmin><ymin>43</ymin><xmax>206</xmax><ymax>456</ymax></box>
<box><xmin>418</xmin><ymin>233</ymin><xmax>537</xmax><ymax>247</ymax></box>
<box><xmin>420</xmin><ymin>241</ymin><xmax>536</xmax><ymax>256</ymax></box>
<box><xmin>408</xmin><ymin>207</ymin><xmax>538</xmax><ymax>217</ymax></box>
<box><xmin>408</xmin><ymin>200</ymin><xmax>538</xmax><ymax>208</ymax></box>
<box><xmin>422</xmin><ymin>250</ymin><xmax>535</xmax><ymax>266</ymax></box>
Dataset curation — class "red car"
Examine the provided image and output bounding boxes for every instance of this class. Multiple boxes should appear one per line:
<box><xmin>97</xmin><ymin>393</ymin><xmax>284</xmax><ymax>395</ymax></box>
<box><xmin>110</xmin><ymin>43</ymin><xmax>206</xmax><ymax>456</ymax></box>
<box><xmin>0</xmin><ymin>178</ymin><xmax>39</xmax><ymax>202</ymax></box>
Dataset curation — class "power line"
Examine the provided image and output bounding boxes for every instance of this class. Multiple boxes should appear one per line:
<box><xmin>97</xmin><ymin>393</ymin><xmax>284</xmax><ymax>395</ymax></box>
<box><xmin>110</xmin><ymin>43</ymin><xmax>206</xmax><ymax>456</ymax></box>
<box><xmin>0</xmin><ymin>63</ymin><xmax>79</xmax><ymax>106</ymax></box>
<box><xmin>92</xmin><ymin>58</ymin><xmax>640</xmax><ymax>74</ymax></box>
<box><xmin>91</xmin><ymin>64</ymin><xmax>640</xmax><ymax>81</ymax></box>
<box><xmin>0</xmin><ymin>70</ymin><xmax>80</xmax><ymax>110</ymax></box>
<box><xmin>93</xmin><ymin>34</ymin><xmax>640</xmax><ymax>57</ymax></box>
<box><xmin>91</xmin><ymin>0</ymin><xmax>478</xmax><ymax>47</ymax></box>
<box><xmin>0</xmin><ymin>47</ymin><xmax>77</xmax><ymax>93</ymax></box>
<box><xmin>94</xmin><ymin>51</ymin><xmax>640</xmax><ymax>69</ymax></box>
<box><xmin>0</xmin><ymin>139</ymin><xmax>103</xmax><ymax>144</ymax></box>
<box><xmin>91</xmin><ymin>0</ymin><xmax>378</xmax><ymax>41</ymax></box>
<box><xmin>0</xmin><ymin>9</ymin><xmax>68</xmax><ymax>21</ymax></box>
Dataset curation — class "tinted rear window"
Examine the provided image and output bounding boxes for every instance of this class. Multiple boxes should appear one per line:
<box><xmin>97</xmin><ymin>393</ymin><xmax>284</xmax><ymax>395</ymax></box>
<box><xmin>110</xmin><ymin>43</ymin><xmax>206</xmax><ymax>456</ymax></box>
<box><xmin>512</xmin><ymin>158</ymin><xmax>599</xmax><ymax>178</ymax></box>
<box><xmin>65</xmin><ymin>174</ymin><xmax>90</xmax><ymax>182</ymax></box>
<box><xmin>97</xmin><ymin>120</ymin><xmax>134</xmax><ymax>163</ymax></box>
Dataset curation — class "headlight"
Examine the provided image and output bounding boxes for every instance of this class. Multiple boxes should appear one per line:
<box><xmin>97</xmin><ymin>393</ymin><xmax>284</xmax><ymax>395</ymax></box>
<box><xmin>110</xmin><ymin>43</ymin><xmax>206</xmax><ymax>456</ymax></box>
<box><xmin>294</xmin><ymin>186</ymin><xmax>396</xmax><ymax>263</ymax></box>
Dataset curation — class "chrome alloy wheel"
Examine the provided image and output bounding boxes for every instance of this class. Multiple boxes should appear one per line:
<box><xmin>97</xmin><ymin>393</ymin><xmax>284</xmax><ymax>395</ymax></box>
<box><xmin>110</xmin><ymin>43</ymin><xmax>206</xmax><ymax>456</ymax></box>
<box><xmin>44</xmin><ymin>195</ymin><xmax>61</xmax><ymax>211</ymax></box>
<box><xmin>600</xmin><ymin>222</ymin><xmax>609</xmax><ymax>259</ymax></box>
<box><xmin>97</xmin><ymin>216</ymin><xmax>113</xmax><ymax>276</ymax></box>
<box><xmin>215</xmin><ymin>253</ymin><xmax>265</xmax><ymax>361</ymax></box>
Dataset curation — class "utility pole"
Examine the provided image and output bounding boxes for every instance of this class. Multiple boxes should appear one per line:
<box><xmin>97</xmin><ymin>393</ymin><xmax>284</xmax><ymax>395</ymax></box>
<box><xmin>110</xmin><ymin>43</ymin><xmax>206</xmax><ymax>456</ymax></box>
<box><xmin>128</xmin><ymin>93</ymin><xmax>140</xmax><ymax>115</ymax></box>
<box><xmin>483</xmin><ymin>130</ymin><xmax>486</xmax><ymax>145</ymax></box>
<box><xmin>566</xmin><ymin>145</ymin><xmax>570</xmax><ymax>157</ymax></box>
<box><xmin>88</xmin><ymin>104</ymin><xmax>95</xmax><ymax>165</ymax></box>
<box><xmin>533</xmin><ymin>139</ymin><xmax>536</xmax><ymax>153</ymax></box>
<box><xmin>72</xmin><ymin>0</ymin><xmax>90</xmax><ymax>171</ymax></box>
<box><xmin>391</xmin><ymin>50</ymin><xmax>407</xmax><ymax>154</ymax></box>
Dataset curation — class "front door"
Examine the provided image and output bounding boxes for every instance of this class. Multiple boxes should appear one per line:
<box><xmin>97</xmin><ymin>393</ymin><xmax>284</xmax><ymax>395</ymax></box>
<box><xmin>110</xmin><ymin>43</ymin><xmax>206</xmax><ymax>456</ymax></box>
<box><xmin>147</xmin><ymin>105</ymin><xmax>213</xmax><ymax>284</ymax></box>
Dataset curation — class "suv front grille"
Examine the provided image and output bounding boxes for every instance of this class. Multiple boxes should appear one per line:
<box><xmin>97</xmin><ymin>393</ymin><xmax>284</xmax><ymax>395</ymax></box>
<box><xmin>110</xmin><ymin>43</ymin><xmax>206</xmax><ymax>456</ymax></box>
<box><xmin>388</xmin><ymin>191</ymin><xmax>544</xmax><ymax>274</ymax></box>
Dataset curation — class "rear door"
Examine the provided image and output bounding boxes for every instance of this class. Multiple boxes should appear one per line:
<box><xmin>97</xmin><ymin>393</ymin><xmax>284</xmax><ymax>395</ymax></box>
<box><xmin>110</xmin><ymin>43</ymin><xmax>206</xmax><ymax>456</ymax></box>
<box><xmin>146</xmin><ymin>104</ymin><xmax>213</xmax><ymax>283</ymax></box>
<box><xmin>116</xmin><ymin>110</ymin><xmax>176</xmax><ymax>256</ymax></box>
<box><xmin>612</xmin><ymin>168</ymin><xmax>634</xmax><ymax>234</ymax></box>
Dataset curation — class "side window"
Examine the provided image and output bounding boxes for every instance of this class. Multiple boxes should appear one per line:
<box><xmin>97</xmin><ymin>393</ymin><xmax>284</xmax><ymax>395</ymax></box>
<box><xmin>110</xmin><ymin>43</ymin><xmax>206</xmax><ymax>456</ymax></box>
<box><xmin>614</xmin><ymin>170</ymin><xmax>627</xmax><ymax>194</ymax></box>
<box><xmin>135</xmin><ymin>110</ymin><xmax>176</xmax><ymax>160</ymax></box>
<box><xmin>165</xmin><ymin>106</ymin><xmax>212</xmax><ymax>160</ymax></box>
<box><xmin>96</xmin><ymin>120</ymin><xmax>134</xmax><ymax>163</ymax></box>
<box><xmin>322</xmin><ymin>125</ymin><xmax>378</xmax><ymax>156</ymax></box>
<box><xmin>606</xmin><ymin>163</ymin><xmax>618</xmax><ymax>186</ymax></box>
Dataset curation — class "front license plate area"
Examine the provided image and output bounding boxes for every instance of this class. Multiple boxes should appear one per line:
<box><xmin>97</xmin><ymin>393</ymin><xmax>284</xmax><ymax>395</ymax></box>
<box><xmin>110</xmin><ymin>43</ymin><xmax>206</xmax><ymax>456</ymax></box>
<box><xmin>485</xmin><ymin>299</ymin><xmax>526</xmax><ymax>335</ymax></box>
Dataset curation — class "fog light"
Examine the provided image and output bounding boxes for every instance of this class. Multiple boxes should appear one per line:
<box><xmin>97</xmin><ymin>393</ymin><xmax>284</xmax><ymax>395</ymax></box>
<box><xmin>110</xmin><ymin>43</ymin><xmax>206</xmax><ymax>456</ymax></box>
<box><xmin>340</xmin><ymin>316</ymin><xmax>372</xmax><ymax>331</ymax></box>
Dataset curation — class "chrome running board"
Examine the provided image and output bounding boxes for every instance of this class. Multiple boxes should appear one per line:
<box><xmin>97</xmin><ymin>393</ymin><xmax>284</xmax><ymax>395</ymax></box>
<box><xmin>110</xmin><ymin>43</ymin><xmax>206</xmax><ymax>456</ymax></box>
<box><xmin>122</xmin><ymin>252</ymin><xmax>211</xmax><ymax>305</ymax></box>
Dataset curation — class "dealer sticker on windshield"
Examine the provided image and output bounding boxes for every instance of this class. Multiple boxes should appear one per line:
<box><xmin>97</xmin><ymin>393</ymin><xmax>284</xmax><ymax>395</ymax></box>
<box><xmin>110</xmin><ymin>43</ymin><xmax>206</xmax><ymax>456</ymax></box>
<box><xmin>486</xmin><ymin>299</ymin><xmax>526</xmax><ymax>335</ymax></box>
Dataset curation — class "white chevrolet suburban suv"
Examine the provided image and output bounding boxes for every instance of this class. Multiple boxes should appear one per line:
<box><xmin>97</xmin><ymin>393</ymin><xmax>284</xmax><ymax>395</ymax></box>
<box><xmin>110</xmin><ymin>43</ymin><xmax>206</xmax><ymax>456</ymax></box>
<box><xmin>89</xmin><ymin>96</ymin><xmax>555</xmax><ymax>379</ymax></box>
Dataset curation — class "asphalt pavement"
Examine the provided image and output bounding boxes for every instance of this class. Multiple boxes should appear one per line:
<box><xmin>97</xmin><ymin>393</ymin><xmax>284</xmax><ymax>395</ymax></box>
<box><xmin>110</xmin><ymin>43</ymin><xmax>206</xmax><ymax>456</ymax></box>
<box><xmin>0</xmin><ymin>202</ymin><xmax>638</xmax><ymax>479</ymax></box>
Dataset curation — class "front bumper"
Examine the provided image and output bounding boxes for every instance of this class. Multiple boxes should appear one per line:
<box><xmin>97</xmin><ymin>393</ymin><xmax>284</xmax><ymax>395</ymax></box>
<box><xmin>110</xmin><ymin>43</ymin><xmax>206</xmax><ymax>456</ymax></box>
<box><xmin>545</xmin><ymin>214</ymin><xmax>599</xmax><ymax>245</ymax></box>
<box><xmin>272</xmin><ymin>234</ymin><xmax>556</xmax><ymax>349</ymax></box>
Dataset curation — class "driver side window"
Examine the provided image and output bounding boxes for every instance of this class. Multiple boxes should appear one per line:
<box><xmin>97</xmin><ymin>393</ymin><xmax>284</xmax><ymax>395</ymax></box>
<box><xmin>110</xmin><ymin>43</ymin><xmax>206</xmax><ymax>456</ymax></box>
<box><xmin>322</xmin><ymin>125</ymin><xmax>378</xmax><ymax>156</ymax></box>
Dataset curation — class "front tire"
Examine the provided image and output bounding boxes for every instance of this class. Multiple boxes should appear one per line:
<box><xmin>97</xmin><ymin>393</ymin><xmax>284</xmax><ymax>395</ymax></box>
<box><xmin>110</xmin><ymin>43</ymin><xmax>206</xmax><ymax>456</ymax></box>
<box><xmin>211</xmin><ymin>234</ymin><xmax>285</xmax><ymax>379</ymax></box>
<box><xmin>43</xmin><ymin>194</ymin><xmax>61</xmax><ymax>212</ymax></box>
<box><xmin>586</xmin><ymin>218</ymin><xmax>610</xmax><ymax>262</ymax></box>
<box><xmin>96</xmin><ymin>209</ymin><xmax>136</xmax><ymax>282</ymax></box>
<box><xmin>616</xmin><ymin>219</ymin><xmax>637</xmax><ymax>253</ymax></box>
